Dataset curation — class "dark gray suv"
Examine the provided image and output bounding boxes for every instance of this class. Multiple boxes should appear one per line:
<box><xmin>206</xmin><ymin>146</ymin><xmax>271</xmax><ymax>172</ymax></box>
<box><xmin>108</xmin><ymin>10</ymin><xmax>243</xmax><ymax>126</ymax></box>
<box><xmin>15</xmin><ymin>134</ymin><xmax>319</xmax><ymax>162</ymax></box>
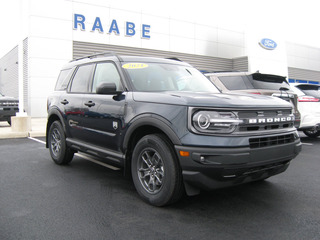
<box><xmin>46</xmin><ymin>53</ymin><xmax>301</xmax><ymax>206</ymax></box>
<box><xmin>0</xmin><ymin>92</ymin><xmax>19</xmax><ymax>125</ymax></box>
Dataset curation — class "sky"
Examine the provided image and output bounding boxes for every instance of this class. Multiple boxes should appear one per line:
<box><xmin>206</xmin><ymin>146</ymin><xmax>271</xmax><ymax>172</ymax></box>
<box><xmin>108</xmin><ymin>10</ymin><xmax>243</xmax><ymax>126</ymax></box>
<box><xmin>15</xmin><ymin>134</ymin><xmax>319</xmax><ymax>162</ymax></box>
<box><xmin>0</xmin><ymin>0</ymin><xmax>320</xmax><ymax>58</ymax></box>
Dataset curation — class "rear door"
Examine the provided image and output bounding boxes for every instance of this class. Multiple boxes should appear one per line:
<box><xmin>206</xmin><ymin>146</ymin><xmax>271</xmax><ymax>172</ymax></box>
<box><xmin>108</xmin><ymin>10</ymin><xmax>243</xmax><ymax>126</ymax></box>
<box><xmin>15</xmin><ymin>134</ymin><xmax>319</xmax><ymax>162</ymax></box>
<box><xmin>64</xmin><ymin>63</ymin><xmax>95</xmax><ymax>140</ymax></box>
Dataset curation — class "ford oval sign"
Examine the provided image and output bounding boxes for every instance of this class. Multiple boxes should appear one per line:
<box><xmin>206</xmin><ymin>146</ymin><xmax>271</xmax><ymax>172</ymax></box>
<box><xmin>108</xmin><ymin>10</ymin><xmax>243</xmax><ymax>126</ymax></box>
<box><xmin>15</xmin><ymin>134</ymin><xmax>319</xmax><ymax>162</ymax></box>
<box><xmin>259</xmin><ymin>38</ymin><xmax>277</xmax><ymax>50</ymax></box>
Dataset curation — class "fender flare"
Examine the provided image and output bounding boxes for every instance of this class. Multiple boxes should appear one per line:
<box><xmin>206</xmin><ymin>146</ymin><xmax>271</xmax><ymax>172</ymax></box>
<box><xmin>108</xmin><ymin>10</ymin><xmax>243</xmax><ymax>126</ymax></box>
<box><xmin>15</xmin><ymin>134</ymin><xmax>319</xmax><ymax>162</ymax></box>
<box><xmin>123</xmin><ymin>114</ymin><xmax>182</xmax><ymax>151</ymax></box>
<box><xmin>46</xmin><ymin>108</ymin><xmax>66</xmax><ymax>147</ymax></box>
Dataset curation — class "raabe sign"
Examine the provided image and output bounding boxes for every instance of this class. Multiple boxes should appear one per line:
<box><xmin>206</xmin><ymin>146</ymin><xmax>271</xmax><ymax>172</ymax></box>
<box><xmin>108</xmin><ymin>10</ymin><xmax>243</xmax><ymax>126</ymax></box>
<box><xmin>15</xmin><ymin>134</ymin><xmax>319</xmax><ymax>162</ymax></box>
<box><xmin>73</xmin><ymin>13</ymin><xmax>151</xmax><ymax>39</ymax></box>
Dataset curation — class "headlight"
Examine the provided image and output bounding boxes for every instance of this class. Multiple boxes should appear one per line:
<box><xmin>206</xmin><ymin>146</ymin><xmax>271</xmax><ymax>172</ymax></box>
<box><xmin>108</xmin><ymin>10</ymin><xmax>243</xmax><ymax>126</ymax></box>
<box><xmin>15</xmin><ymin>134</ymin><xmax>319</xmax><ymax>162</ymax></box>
<box><xmin>191</xmin><ymin>110</ymin><xmax>243</xmax><ymax>134</ymax></box>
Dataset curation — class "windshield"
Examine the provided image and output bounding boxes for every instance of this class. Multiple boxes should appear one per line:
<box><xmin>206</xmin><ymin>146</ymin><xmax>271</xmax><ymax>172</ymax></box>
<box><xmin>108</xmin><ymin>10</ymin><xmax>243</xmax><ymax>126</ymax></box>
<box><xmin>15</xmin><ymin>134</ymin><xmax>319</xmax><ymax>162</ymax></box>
<box><xmin>122</xmin><ymin>62</ymin><xmax>219</xmax><ymax>93</ymax></box>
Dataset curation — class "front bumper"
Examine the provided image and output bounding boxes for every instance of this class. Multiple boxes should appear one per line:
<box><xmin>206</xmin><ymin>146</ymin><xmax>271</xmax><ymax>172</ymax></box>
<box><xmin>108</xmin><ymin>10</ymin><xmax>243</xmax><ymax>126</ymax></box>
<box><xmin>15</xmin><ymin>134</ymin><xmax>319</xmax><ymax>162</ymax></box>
<box><xmin>175</xmin><ymin>137</ymin><xmax>302</xmax><ymax>195</ymax></box>
<box><xmin>298</xmin><ymin>114</ymin><xmax>320</xmax><ymax>130</ymax></box>
<box><xmin>0</xmin><ymin>108</ymin><xmax>19</xmax><ymax>120</ymax></box>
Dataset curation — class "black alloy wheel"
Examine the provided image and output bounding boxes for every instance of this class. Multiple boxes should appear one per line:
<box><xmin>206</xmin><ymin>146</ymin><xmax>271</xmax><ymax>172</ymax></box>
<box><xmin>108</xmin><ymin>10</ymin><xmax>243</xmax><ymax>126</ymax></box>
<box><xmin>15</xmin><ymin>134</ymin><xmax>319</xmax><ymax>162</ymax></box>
<box><xmin>303</xmin><ymin>129</ymin><xmax>320</xmax><ymax>138</ymax></box>
<box><xmin>48</xmin><ymin>120</ymin><xmax>74</xmax><ymax>165</ymax></box>
<box><xmin>131</xmin><ymin>134</ymin><xmax>184</xmax><ymax>206</ymax></box>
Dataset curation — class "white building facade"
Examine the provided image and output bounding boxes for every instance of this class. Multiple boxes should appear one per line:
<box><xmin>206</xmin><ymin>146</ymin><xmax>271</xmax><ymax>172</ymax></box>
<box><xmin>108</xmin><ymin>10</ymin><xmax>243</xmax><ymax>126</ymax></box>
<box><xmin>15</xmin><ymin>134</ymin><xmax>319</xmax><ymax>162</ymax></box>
<box><xmin>1</xmin><ymin>0</ymin><xmax>320</xmax><ymax>117</ymax></box>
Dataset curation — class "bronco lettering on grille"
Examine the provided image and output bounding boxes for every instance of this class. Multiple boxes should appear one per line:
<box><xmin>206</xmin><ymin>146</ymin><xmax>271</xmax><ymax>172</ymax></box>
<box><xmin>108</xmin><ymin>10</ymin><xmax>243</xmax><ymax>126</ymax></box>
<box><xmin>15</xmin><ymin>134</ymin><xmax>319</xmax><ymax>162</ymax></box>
<box><xmin>248</xmin><ymin>117</ymin><xmax>293</xmax><ymax>124</ymax></box>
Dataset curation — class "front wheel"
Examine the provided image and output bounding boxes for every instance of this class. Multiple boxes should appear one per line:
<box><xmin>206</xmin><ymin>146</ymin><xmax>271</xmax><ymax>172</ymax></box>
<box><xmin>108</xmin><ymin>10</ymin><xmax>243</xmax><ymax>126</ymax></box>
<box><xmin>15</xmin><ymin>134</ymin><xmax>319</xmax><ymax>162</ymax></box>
<box><xmin>303</xmin><ymin>129</ymin><xmax>320</xmax><ymax>138</ymax></box>
<box><xmin>131</xmin><ymin>134</ymin><xmax>184</xmax><ymax>206</ymax></box>
<box><xmin>48</xmin><ymin>120</ymin><xmax>74</xmax><ymax>165</ymax></box>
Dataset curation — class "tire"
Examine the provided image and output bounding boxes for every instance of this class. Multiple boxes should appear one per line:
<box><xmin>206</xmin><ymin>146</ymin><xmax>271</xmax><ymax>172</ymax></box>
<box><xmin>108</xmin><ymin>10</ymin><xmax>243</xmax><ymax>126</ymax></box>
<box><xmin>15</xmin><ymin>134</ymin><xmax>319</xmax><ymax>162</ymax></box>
<box><xmin>303</xmin><ymin>129</ymin><xmax>320</xmax><ymax>138</ymax></box>
<box><xmin>48</xmin><ymin>120</ymin><xmax>74</xmax><ymax>165</ymax></box>
<box><xmin>131</xmin><ymin>134</ymin><xmax>184</xmax><ymax>207</ymax></box>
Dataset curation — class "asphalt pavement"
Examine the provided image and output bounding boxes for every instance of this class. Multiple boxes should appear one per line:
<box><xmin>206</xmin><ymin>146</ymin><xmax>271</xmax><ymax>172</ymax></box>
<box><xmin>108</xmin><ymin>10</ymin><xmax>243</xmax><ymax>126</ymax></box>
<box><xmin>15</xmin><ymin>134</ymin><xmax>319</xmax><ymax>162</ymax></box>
<box><xmin>0</xmin><ymin>135</ymin><xmax>319</xmax><ymax>240</ymax></box>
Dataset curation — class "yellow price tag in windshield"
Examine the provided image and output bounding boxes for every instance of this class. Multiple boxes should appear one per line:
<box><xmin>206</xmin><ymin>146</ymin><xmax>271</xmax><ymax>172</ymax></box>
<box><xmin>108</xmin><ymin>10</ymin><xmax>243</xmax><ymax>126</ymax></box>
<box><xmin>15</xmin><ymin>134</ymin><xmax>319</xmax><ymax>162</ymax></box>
<box><xmin>122</xmin><ymin>63</ymin><xmax>148</xmax><ymax>69</ymax></box>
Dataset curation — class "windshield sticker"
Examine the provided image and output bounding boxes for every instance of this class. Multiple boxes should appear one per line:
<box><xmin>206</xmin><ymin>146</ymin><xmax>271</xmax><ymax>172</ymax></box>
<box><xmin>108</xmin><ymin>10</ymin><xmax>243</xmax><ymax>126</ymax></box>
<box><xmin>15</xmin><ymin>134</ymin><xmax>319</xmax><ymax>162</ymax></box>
<box><xmin>122</xmin><ymin>63</ymin><xmax>148</xmax><ymax>69</ymax></box>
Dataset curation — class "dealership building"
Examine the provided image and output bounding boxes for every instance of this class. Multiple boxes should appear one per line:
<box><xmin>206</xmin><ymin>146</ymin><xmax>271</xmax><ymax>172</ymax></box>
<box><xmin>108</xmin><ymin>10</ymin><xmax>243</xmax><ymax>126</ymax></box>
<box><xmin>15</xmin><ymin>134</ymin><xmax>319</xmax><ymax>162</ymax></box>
<box><xmin>1</xmin><ymin>0</ymin><xmax>320</xmax><ymax>118</ymax></box>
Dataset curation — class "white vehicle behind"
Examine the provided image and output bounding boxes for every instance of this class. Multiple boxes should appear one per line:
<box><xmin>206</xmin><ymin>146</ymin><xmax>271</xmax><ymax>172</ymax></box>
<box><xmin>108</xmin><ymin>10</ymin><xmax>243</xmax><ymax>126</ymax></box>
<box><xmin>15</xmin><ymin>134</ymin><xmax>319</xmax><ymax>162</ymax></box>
<box><xmin>291</xmin><ymin>84</ymin><xmax>320</xmax><ymax>138</ymax></box>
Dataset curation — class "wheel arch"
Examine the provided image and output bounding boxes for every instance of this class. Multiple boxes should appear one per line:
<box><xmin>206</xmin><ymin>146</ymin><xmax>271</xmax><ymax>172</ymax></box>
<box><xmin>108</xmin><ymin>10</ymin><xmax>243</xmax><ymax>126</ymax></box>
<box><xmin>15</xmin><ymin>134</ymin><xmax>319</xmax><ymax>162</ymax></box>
<box><xmin>122</xmin><ymin>114</ymin><xmax>182</xmax><ymax>174</ymax></box>
<box><xmin>123</xmin><ymin>114</ymin><xmax>181</xmax><ymax>149</ymax></box>
<box><xmin>46</xmin><ymin>109</ymin><xmax>66</xmax><ymax>148</ymax></box>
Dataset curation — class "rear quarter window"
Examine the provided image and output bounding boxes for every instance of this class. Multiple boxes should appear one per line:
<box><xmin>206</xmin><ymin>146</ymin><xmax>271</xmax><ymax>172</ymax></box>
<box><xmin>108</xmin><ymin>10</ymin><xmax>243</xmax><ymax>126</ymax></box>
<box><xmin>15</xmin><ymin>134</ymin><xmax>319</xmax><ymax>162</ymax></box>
<box><xmin>55</xmin><ymin>68</ymin><xmax>74</xmax><ymax>91</ymax></box>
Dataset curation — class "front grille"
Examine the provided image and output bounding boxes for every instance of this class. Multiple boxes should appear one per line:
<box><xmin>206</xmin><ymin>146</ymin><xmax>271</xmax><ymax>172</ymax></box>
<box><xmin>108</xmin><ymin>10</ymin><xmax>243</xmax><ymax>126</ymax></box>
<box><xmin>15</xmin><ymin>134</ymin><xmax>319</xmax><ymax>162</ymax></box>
<box><xmin>238</xmin><ymin>109</ymin><xmax>292</xmax><ymax>118</ymax></box>
<box><xmin>0</xmin><ymin>101</ymin><xmax>19</xmax><ymax>107</ymax></box>
<box><xmin>239</xmin><ymin>122</ymin><xmax>293</xmax><ymax>132</ymax></box>
<box><xmin>249</xmin><ymin>134</ymin><xmax>295</xmax><ymax>148</ymax></box>
<box><xmin>237</xmin><ymin>109</ymin><xmax>294</xmax><ymax>133</ymax></box>
<box><xmin>3</xmin><ymin>108</ymin><xmax>19</xmax><ymax>111</ymax></box>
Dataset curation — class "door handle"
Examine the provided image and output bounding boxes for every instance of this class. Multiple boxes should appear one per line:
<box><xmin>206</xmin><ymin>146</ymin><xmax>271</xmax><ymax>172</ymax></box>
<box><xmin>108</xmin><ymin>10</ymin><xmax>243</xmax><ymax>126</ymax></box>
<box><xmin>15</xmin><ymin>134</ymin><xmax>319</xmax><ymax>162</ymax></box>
<box><xmin>69</xmin><ymin>119</ymin><xmax>78</xmax><ymax>127</ymax></box>
<box><xmin>84</xmin><ymin>101</ymin><xmax>95</xmax><ymax>107</ymax></box>
<box><xmin>61</xmin><ymin>99</ymin><xmax>69</xmax><ymax>105</ymax></box>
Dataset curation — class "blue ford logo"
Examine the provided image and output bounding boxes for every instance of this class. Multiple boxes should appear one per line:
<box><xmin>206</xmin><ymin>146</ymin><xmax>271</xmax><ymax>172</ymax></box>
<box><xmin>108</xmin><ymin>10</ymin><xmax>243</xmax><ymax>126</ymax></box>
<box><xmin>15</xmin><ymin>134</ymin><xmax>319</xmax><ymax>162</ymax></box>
<box><xmin>259</xmin><ymin>38</ymin><xmax>277</xmax><ymax>50</ymax></box>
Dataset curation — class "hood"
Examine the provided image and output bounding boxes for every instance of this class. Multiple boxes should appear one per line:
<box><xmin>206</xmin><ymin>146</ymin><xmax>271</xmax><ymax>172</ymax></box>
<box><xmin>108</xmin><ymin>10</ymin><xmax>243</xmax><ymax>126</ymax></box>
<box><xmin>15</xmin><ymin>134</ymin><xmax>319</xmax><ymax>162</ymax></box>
<box><xmin>132</xmin><ymin>91</ymin><xmax>292</xmax><ymax>109</ymax></box>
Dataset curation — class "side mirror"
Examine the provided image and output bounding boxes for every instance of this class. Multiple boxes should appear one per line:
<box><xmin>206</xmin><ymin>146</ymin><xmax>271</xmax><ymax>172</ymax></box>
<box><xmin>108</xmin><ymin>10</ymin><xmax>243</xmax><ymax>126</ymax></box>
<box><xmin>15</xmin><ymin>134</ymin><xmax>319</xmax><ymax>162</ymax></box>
<box><xmin>96</xmin><ymin>83</ymin><xmax>121</xmax><ymax>95</ymax></box>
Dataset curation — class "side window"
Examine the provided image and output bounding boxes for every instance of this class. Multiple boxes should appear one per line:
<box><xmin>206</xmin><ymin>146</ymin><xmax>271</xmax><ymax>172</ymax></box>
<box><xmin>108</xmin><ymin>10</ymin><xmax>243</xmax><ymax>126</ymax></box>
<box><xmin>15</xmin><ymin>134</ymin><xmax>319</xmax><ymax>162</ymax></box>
<box><xmin>92</xmin><ymin>62</ymin><xmax>122</xmax><ymax>93</ymax></box>
<box><xmin>70</xmin><ymin>64</ymin><xmax>94</xmax><ymax>93</ymax></box>
<box><xmin>55</xmin><ymin>68</ymin><xmax>73</xmax><ymax>91</ymax></box>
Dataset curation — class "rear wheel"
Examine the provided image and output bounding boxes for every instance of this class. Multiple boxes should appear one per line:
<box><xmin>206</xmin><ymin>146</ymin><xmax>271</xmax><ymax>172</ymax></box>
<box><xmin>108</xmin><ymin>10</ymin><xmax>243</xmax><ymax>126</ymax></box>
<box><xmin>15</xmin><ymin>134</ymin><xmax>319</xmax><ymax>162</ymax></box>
<box><xmin>303</xmin><ymin>129</ymin><xmax>320</xmax><ymax>138</ymax></box>
<box><xmin>131</xmin><ymin>134</ymin><xmax>184</xmax><ymax>206</ymax></box>
<box><xmin>48</xmin><ymin>120</ymin><xmax>74</xmax><ymax>165</ymax></box>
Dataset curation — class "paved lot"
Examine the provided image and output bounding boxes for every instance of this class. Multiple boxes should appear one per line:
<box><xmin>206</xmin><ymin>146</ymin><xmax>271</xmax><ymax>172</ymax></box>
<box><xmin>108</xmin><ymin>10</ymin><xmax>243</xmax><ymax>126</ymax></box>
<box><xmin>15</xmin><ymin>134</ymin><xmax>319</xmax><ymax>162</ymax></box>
<box><xmin>0</xmin><ymin>135</ymin><xmax>319</xmax><ymax>240</ymax></box>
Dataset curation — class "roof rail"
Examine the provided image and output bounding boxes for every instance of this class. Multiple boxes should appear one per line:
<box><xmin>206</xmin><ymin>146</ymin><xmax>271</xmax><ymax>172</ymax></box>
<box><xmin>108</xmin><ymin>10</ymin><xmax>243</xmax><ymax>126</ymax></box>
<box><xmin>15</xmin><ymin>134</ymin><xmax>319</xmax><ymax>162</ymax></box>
<box><xmin>166</xmin><ymin>57</ymin><xmax>182</xmax><ymax>62</ymax></box>
<box><xmin>204</xmin><ymin>70</ymin><xmax>241</xmax><ymax>74</ymax></box>
<box><xmin>70</xmin><ymin>52</ymin><xmax>122</xmax><ymax>62</ymax></box>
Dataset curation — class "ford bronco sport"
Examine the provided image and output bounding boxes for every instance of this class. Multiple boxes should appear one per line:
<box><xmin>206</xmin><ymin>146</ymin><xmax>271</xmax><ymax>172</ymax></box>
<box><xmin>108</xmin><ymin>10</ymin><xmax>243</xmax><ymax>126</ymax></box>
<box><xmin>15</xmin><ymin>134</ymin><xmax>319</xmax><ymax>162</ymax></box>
<box><xmin>46</xmin><ymin>53</ymin><xmax>301</xmax><ymax>206</ymax></box>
